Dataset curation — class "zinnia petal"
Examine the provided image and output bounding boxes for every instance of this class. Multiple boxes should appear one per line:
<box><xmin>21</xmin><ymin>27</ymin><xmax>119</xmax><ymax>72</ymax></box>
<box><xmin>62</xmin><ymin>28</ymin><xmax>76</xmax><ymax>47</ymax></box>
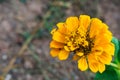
<box><xmin>102</xmin><ymin>23</ymin><xmax>108</xmax><ymax>30</ymax></box>
<box><xmin>102</xmin><ymin>43</ymin><xmax>115</xmax><ymax>55</ymax></box>
<box><xmin>66</xmin><ymin>17</ymin><xmax>79</xmax><ymax>32</ymax></box>
<box><xmin>98</xmin><ymin>52</ymin><xmax>112</xmax><ymax>65</ymax></box>
<box><xmin>52</xmin><ymin>31</ymin><xmax>66</xmax><ymax>43</ymax></box>
<box><xmin>64</xmin><ymin>46</ymin><xmax>70</xmax><ymax>51</ymax></box>
<box><xmin>79</xmin><ymin>15</ymin><xmax>91</xmax><ymax>29</ymax></box>
<box><xmin>78</xmin><ymin>57</ymin><xmax>88</xmax><ymax>71</ymax></box>
<box><xmin>50</xmin><ymin>40</ymin><xmax>64</xmax><ymax>48</ymax></box>
<box><xmin>89</xmin><ymin>62</ymin><xmax>99</xmax><ymax>73</ymax></box>
<box><xmin>57</xmin><ymin>23</ymin><xmax>67</xmax><ymax>34</ymax></box>
<box><xmin>58</xmin><ymin>49</ymin><xmax>69</xmax><ymax>60</ymax></box>
<box><xmin>89</xmin><ymin>18</ymin><xmax>102</xmax><ymax>38</ymax></box>
<box><xmin>50</xmin><ymin>49</ymin><xmax>60</xmax><ymax>57</ymax></box>
<box><xmin>51</xmin><ymin>28</ymin><xmax>56</xmax><ymax>35</ymax></box>
<box><xmin>98</xmin><ymin>62</ymin><xmax>105</xmax><ymax>73</ymax></box>
<box><xmin>88</xmin><ymin>53</ymin><xmax>98</xmax><ymax>63</ymax></box>
<box><xmin>95</xmin><ymin>31</ymin><xmax>112</xmax><ymax>45</ymax></box>
<box><xmin>76</xmin><ymin>52</ymin><xmax>84</xmax><ymax>56</ymax></box>
<box><xmin>92</xmin><ymin>46</ymin><xmax>103</xmax><ymax>55</ymax></box>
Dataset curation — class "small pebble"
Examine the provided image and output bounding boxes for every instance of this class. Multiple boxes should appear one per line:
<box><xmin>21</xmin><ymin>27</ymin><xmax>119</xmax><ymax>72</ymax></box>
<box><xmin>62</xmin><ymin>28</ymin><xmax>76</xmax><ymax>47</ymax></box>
<box><xmin>2</xmin><ymin>54</ymin><xmax>8</xmax><ymax>60</ymax></box>
<box><xmin>5</xmin><ymin>74</ymin><xmax>12</xmax><ymax>80</ymax></box>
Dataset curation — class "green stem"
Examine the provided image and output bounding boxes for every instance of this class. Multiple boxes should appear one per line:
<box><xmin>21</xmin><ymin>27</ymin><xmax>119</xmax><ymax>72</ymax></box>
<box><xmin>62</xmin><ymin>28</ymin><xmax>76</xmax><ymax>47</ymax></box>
<box><xmin>110</xmin><ymin>63</ymin><xmax>120</xmax><ymax>70</ymax></box>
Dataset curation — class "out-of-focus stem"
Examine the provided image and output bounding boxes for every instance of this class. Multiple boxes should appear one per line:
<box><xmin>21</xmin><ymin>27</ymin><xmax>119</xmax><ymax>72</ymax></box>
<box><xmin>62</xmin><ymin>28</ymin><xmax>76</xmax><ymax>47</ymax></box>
<box><xmin>2</xmin><ymin>23</ymin><xmax>41</xmax><ymax>77</ymax></box>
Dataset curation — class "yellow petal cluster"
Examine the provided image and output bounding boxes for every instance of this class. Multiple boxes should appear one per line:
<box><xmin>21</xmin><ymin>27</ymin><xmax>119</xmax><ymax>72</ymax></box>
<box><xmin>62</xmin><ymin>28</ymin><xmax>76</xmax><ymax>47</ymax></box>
<box><xmin>50</xmin><ymin>15</ymin><xmax>114</xmax><ymax>73</ymax></box>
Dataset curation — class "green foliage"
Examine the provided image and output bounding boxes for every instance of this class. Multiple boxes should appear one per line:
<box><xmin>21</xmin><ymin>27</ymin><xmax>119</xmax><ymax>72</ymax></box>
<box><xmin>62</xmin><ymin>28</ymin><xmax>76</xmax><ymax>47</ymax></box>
<box><xmin>17</xmin><ymin>1</ymin><xmax>69</xmax><ymax>39</ymax></box>
<box><xmin>0</xmin><ymin>0</ymin><xmax>6</xmax><ymax>3</ymax></box>
<box><xmin>22</xmin><ymin>28</ymin><xmax>50</xmax><ymax>39</ymax></box>
<box><xmin>35</xmin><ymin>29</ymin><xmax>48</xmax><ymax>38</ymax></box>
<box><xmin>34</xmin><ymin>1</ymin><xmax>68</xmax><ymax>38</ymax></box>
<box><xmin>94</xmin><ymin>66</ymin><xmax>119</xmax><ymax>80</ymax></box>
<box><xmin>19</xmin><ymin>0</ymin><xmax>26</xmax><ymax>3</ymax></box>
<box><xmin>111</xmin><ymin>37</ymin><xmax>119</xmax><ymax>63</ymax></box>
<box><xmin>115</xmin><ymin>69</ymin><xmax>120</xmax><ymax>80</ymax></box>
<box><xmin>43</xmin><ymin>5</ymin><xmax>65</xmax><ymax>33</ymax></box>
<box><xmin>117</xmin><ymin>40</ymin><xmax>120</xmax><ymax>62</ymax></box>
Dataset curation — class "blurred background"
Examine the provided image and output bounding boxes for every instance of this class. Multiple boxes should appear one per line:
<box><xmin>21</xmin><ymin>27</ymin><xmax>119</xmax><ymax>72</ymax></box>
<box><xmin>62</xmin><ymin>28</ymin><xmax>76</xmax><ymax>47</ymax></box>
<box><xmin>0</xmin><ymin>0</ymin><xmax>120</xmax><ymax>80</ymax></box>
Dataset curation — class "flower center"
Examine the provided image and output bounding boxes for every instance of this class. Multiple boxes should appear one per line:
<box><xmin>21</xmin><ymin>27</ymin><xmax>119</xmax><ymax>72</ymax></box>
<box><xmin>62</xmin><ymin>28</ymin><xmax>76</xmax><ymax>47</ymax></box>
<box><xmin>64</xmin><ymin>27</ymin><xmax>94</xmax><ymax>55</ymax></box>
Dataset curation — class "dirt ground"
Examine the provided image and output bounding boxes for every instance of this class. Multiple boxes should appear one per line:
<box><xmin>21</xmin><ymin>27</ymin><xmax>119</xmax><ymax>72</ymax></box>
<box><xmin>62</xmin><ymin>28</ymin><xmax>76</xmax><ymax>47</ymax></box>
<box><xmin>0</xmin><ymin>0</ymin><xmax>120</xmax><ymax>80</ymax></box>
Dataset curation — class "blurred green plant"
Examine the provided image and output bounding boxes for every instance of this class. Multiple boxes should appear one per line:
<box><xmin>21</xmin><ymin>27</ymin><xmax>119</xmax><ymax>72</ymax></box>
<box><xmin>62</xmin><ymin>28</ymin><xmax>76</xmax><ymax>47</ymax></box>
<box><xmin>22</xmin><ymin>0</ymin><xmax>99</xmax><ymax>39</ymax></box>
<box><xmin>22</xmin><ymin>1</ymin><xmax>69</xmax><ymax>39</ymax></box>
<box><xmin>0</xmin><ymin>0</ymin><xmax>6</xmax><ymax>3</ymax></box>
<box><xmin>19</xmin><ymin>0</ymin><xmax>26</xmax><ymax>3</ymax></box>
<box><xmin>43</xmin><ymin>1</ymin><xmax>67</xmax><ymax>32</ymax></box>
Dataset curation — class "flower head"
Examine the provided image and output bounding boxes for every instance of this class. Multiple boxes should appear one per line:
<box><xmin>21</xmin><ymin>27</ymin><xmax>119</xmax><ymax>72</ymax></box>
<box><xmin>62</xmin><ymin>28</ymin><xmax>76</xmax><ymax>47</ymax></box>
<box><xmin>50</xmin><ymin>15</ymin><xmax>114</xmax><ymax>73</ymax></box>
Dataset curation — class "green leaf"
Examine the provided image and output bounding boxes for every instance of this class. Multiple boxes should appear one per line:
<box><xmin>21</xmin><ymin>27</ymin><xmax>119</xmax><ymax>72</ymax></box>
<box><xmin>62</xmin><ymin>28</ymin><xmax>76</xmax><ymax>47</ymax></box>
<box><xmin>94</xmin><ymin>66</ymin><xmax>119</xmax><ymax>80</ymax></box>
<box><xmin>115</xmin><ymin>69</ymin><xmax>120</xmax><ymax>79</ymax></box>
<box><xmin>117</xmin><ymin>40</ymin><xmax>120</xmax><ymax>62</ymax></box>
<box><xmin>111</xmin><ymin>37</ymin><xmax>119</xmax><ymax>63</ymax></box>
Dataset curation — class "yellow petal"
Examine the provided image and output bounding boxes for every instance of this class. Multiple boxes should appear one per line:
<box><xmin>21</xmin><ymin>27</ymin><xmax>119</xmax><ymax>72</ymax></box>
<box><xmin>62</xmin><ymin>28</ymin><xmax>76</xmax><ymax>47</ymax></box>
<box><xmin>57</xmin><ymin>22</ymin><xmax>64</xmax><ymax>28</ymax></box>
<box><xmin>50</xmin><ymin>40</ymin><xmax>64</xmax><ymax>48</ymax></box>
<box><xmin>102</xmin><ymin>23</ymin><xmax>108</xmax><ymax>29</ymax></box>
<box><xmin>57</xmin><ymin>23</ymin><xmax>67</xmax><ymax>34</ymax></box>
<box><xmin>64</xmin><ymin>46</ymin><xmax>70</xmax><ymax>51</ymax></box>
<box><xmin>98</xmin><ymin>23</ymin><xmax>109</xmax><ymax>34</ymax></box>
<box><xmin>98</xmin><ymin>62</ymin><xmax>105</xmax><ymax>73</ymax></box>
<box><xmin>79</xmin><ymin>15</ymin><xmax>91</xmax><ymax>29</ymax></box>
<box><xmin>95</xmin><ymin>31</ymin><xmax>112</xmax><ymax>45</ymax></box>
<box><xmin>105</xmin><ymin>31</ymin><xmax>112</xmax><ymax>40</ymax></box>
<box><xmin>107</xmin><ymin>43</ymin><xmax>115</xmax><ymax>55</ymax></box>
<box><xmin>89</xmin><ymin>62</ymin><xmax>99</xmax><ymax>73</ymax></box>
<box><xmin>98</xmin><ymin>52</ymin><xmax>112</xmax><ymax>65</ymax></box>
<box><xmin>94</xmin><ymin>23</ymin><xmax>112</xmax><ymax>45</ymax></box>
<box><xmin>58</xmin><ymin>49</ymin><xmax>69</xmax><ymax>60</ymax></box>
<box><xmin>69</xmin><ymin>45</ymin><xmax>76</xmax><ymax>51</ymax></box>
<box><xmin>52</xmin><ymin>31</ymin><xmax>66</xmax><ymax>43</ymax></box>
<box><xmin>51</xmin><ymin>28</ymin><xmax>57</xmax><ymax>35</ymax></box>
<box><xmin>90</xmin><ymin>18</ymin><xmax>102</xmax><ymax>38</ymax></box>
<box><xmin>67</xmin><ymin>42</ymin><xmax>72</xmax><ymax>46</ymax></box>
<box><xmin>92</xmin><ymin>46</ymin><xmax>103</xmax><ymax>55</ymax></box>
<box><xmin>99</xmin><ymin>24</ymin><xmax>112</xmax><ymax>38</ymax></box>
<box><xmin>88</xmin><ymin>53</ymin><xmax>98</xmax><ymax>63</ymax></box>
<box><xmin>102</xmin><ymin>43</ymin><xmax>115</xmax><ymax>55</ymax></box>
<box><xmin>50</xmin><ymin>49</ymin><xmax>60</xmax><ymax>57</ymax></box>
<box><xmin>78</xmin><ymin>57</ymin><xmax>88</xmax><ymax>71</ymax></box>
<box><xmin>76</xmin><ymin>52</ymin><xmax>84</xmax><ymax>56</ymax></box>
<box><xmin>66</xmin><ymin>17</ymin><xmax>79</xmax><ymax>32</ymax></box>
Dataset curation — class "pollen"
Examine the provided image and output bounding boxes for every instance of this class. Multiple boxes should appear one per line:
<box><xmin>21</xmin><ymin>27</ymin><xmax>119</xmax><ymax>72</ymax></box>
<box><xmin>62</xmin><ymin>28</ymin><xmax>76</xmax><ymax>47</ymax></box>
<box><xmin>65</xmin><ymin>28</ymin><xmax>90</xmax><ymax>52</ymax></box>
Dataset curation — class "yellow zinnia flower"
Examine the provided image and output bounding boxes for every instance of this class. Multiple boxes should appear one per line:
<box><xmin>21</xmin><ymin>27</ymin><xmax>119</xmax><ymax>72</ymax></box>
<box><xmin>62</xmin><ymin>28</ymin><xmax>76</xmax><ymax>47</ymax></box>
<box><xmin>50</xmin><ymin>15</ymin><xmax>114</xmax><ymax>73</ymax></box>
